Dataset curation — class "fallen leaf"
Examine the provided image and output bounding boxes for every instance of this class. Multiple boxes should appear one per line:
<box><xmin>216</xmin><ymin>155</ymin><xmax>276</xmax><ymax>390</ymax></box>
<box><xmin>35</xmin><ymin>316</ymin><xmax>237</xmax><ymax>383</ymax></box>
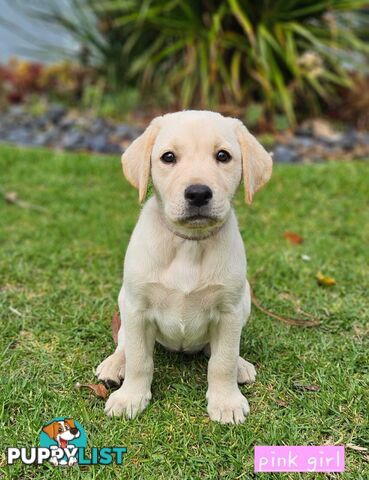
<box><xmin>275</xmin><ymin>399</ymin><xmax>289</xmax><ymax>408</ymax></box>
<box><xmin>293</xmin><ymin>382</ymin><xmax>320</xmax><ymax>392</ymax></box>
<box><xmin>316</xmin><ymin>271</ymin><xmax>336</xmax><ymax>286</ymax></box>
<box><xmin>284</xmin><ymin>231</ymin><xmax>304</xmax><ymax>244</ymax></box>
<box><xmin>75</xmin><ymin>382</ymin><xmax>108</xmax><ymax>400</ymax></box>
<box><xmin>112</xmin><ymin>312</ymin><xmax>121</xmax><ymax>346</ymax></box>
<box><xmin>346</xmin><ymin>443</ymin><xmax>368</xmax><ymax>452</ymax></box>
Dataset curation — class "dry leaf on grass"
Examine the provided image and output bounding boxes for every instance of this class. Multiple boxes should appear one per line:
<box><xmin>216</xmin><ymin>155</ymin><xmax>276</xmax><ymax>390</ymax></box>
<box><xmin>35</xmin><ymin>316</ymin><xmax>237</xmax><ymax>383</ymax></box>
<box><xmin>316</xmin><ymin>271</ymin><xmax>336</xmax><ymax>286</ymax></box>
<box><xmin>284</xmin><ymin>231</ymin><xmax>304</xmax><ymax>244</ymax></box>
<box><xmin>75</xmin><ymin>382</ymin><xmax>108</xmax><ymax>400</ymax></box>
<box><xmin>112</xmin><ymin>312</ymin><xmax>121</xmax><ymax>346</ymax></box>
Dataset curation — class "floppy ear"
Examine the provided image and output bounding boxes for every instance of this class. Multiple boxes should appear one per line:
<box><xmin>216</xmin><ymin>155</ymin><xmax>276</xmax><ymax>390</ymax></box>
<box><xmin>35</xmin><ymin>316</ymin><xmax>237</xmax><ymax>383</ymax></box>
<box><xmin>121</xmin><ymin>117</ymin><xmax>162</xmax><ymax>203</ymax></box>
<box><xmin>42</xmin><ymin>422</ymin><xmax>58</xmax><ymax>440</ymax></box>
<box><xmin>235</xmin><ymin>120</ymin><xmax>273</xmax><ymax>204</ymax></box>
<box><xmin>65</xmin><ymin>418</ymin><xmax>76</xmax><ymax>429</ymax></box>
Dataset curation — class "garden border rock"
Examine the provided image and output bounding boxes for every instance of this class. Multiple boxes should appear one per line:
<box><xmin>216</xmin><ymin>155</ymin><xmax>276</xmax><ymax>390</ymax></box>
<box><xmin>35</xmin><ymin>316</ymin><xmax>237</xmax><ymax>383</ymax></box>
<box><xmin>1</xmin><ymin>106</ymin><xmax>369</xmax><ymax>162</ymax></box>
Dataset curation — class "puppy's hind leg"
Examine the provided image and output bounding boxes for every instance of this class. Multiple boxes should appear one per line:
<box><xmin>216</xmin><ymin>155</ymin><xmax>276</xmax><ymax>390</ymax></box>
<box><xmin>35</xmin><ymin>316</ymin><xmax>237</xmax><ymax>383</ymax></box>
<box><xmin>203</xmin><ymin>344</ymin><xmax>256</xmax><ymax>385</ymax></box>
<box><xmin>96</xmin><ymin>288</ymin><xmax>126</xmax><ymax>387</ymax></box>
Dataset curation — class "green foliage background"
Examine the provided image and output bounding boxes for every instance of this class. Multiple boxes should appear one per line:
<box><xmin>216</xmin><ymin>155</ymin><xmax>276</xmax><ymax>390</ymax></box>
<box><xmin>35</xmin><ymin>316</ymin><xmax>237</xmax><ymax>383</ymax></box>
<box><xmin>17</xmin><ymin>0</ymin><xmax>369</xmax><ymax>124</ymax></box>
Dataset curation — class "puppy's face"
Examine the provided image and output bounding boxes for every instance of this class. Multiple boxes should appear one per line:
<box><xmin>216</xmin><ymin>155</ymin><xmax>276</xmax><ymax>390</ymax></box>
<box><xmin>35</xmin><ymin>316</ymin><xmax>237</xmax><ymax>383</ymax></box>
<box><xmin>150</xmin><ymin>112</ymin><xmax>242</xmax><ymax>238</ymax></box>
<box><xmin>42</xmin><ymin>419</ymin><xmax>80</xmax><ymax>448</ymax></box>
<box><xmin>122</xmin><ymin>111</ymin><xmax>272</xmax><ymax>239</ymax></box>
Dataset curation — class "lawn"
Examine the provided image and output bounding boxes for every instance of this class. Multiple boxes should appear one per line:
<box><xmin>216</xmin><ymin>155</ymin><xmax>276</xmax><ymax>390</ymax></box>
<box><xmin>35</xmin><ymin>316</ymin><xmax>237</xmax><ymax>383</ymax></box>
<box><xmin>1</xmin><ymin>144</ymin><xmax>368</xmax><ymax>479</ymax></box>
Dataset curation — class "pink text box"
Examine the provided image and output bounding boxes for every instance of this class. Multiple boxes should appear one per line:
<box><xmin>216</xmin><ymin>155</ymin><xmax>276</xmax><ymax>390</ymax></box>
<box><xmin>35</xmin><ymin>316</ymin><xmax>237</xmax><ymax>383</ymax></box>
<box><xmin>254</xmin><ymin>446</ymin><xmax>345</xmax><ymax>472</ymax></box>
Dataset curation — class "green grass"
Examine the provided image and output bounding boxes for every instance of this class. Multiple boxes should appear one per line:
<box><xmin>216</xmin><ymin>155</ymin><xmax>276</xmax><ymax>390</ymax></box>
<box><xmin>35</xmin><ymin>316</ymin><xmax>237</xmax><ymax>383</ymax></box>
<box><xmin>1</xmin><ymin>145</ymin><xmax>368</xmax><ymax>479</ymax></box>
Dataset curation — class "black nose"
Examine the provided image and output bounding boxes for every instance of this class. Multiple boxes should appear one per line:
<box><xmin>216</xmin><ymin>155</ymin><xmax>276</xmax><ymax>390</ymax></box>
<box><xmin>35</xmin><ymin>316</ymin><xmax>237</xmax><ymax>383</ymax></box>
<box><xmin>184</xmin><ymin>184</ymin><xmax>213</xmax><ymax>207</ymax></box>
<box><xmin>70</xmin><ymin>428</ymin><xmax>78</xmax><ymax>435</ymax></box>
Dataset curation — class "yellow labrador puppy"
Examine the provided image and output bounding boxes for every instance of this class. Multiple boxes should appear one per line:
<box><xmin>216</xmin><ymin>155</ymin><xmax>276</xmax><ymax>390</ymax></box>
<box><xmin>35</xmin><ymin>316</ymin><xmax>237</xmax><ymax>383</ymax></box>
<box><xmin>96</xmin><ymin>110</ymin><xmax>272</xmax><ymax>424</ymax></box>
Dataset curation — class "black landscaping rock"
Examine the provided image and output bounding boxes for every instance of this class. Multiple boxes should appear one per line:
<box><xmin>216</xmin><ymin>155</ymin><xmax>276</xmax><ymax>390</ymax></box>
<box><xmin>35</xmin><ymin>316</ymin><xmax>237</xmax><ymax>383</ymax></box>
<box><xmin>33</xmin><ymin>128</ymin><xmax>60</xmax><ymax>147</ymax></box>
<box><xmin>87</xmin><ymin>133</ymin><xmax>122</xmax><ymax>154</ymax></box>
<box><xmin>45</xmin><ymin>105</ymin><xmax>67</xmax><ymax>124</ymax></box>
<box><xmin>289</xmin><ymin>136</ymin><xmax>316</xmax><ymax>149</ymax></box>
<box><xmin>114</xmin><ymin>124</ymin><xmax>142</xmax><ymax>141</ymax></box>
<box><xmin>7</xmin><ymin>127</ymin><xmax>35</xmax><ymax>145</ymax></box>
<box><xmin>340</xmin><ymin>130</ymin><xmax>358</xmax><ymax>150</ymax></box>
<box><xmin>295</xmin><ymin>124</ymin><xmax>313</xmax><ymax>137</ymax></box>
<box><xmin>61</xmin><ymin>131</ymin><xmax>88</xmax><ymax>150</ymax></box>
<box><xmin>272</xmin><ymin>145</ymin><xmax>299</xmax><ymax>163</ymax></box>
<box><xmin>360</xmin><ymin>132</ymin><xmax>369</xmax><ymax>146</ymax></box>
<box><xmin>89</xmin><ymin>118</ymin><xmax>111</xmax><ymax>135</ymax></box>
<box><xmin>59</xmin><ymin>116</ymin><xmax>77</xmax><ymax>130</ymax></box>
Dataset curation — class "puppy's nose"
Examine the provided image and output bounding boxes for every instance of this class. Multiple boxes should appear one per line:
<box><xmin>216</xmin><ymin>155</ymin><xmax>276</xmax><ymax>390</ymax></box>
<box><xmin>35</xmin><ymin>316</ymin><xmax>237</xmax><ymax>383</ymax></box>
<box><xmin>70</xmin><ymin>428</ymin><xmax>78</xmax><ymax>435</ymax></box>
<box><xmin>184</xmin><ymin>184</ymin><xmax>213</xmax><ymax>207</ymax></box>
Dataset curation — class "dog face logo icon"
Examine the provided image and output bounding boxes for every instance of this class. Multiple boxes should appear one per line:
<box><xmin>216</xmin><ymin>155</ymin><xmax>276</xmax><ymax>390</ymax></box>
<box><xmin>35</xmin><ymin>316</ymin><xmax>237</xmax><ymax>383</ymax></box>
<box><xmin>42</xmin><ymin>419</ymin><xmax>80</xmax><ymax>449</ymax></box>
<box><xmin>40</xmin><ymin>417</ymin><xmax>87</xmax><ymax>466</ymax></box>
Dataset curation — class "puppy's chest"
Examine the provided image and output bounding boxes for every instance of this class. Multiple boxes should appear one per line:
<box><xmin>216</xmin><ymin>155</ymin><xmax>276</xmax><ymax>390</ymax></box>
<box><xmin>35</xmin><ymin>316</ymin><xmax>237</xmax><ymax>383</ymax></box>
<box><xmin>143</xmin><ymin>243</ymin><xmax>226</xmax><ymax>346</ymax></box>
<box><xmin>145</xmin><ymin>281</ymin><xmax>224</xmax><ymax>350</ymax></box>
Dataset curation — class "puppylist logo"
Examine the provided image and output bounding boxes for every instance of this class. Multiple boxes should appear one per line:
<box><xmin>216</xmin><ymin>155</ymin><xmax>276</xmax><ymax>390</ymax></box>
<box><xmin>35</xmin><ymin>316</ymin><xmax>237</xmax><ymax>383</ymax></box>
<box><xmin>7</xmin><ymin>417</ymin><xmax>127</xmax><ymax>467</ymax></box>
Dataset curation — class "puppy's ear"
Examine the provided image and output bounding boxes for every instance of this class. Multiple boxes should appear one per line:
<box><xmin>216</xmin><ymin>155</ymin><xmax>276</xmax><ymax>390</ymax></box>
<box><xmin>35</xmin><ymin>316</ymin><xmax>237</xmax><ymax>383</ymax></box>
<box><xmin>234</xmin><ymin>120</ymin><xmax>273</xmax><ymax>204</ymax></box>
<box><xmin>65</xmin><ymin>418</ymin><xmax>76</xmax><ymax>429</ymax></box>
<box><xmin>121</xmin><ymin>117</ymin><xmax>162</xmax><ymax>203</ymax></box>
<box><xmin>42</xmin><ymin>422</ymin><xmax>58</xmax><ymax>440</ymax></box>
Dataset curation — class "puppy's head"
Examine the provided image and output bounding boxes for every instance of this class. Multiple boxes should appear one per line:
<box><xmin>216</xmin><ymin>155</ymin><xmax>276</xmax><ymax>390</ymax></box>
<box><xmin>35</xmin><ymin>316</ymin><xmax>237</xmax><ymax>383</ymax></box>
<box><xmin>122</xmin><ymin>110</ymin><xmax>272</xmax><ymax>239</ymax></box>
<box><xmin>42</xmin><ymin>419</ymin><xmax>80</xmax><ymax>444</ymax></box>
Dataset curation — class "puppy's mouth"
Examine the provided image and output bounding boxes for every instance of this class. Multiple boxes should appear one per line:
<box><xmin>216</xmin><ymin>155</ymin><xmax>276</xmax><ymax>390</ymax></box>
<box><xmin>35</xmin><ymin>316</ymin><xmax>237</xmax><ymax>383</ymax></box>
<box><xmin>60</xmin><ymin>438</ymin><xmax>68</xmax><ymax>448</ymax></box>
<box><xmin>178</xmin><ymin>214</ymin><xmax>219</xmax><ymax>227</ymax></box>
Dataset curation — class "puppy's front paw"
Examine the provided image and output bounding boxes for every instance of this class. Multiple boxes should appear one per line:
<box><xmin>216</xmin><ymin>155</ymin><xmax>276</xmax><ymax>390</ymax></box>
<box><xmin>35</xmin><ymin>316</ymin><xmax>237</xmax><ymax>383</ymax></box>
<box><xmin>105</xmin><ymin>385</ymin><xmax>151</xmax><ymax>418</ymax></box>
<box><xmin>206</xmin><ymin>389</ymin><xmax>250</xmax><ymax>424</ymax></box>
<box><xmin>237</xmin><ymin>357</ymin><xmax>256</xmax><ymax>384</ymax></box>
<box><xmin>96</xmin><ymin>351</ymin><xmax>125</xmax><ymax>387</ymax></box>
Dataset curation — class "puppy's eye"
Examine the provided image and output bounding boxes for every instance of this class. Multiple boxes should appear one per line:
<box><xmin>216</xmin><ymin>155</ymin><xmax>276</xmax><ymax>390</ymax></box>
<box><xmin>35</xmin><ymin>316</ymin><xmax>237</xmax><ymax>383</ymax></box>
<box><xmin>161</xmin><ymin>151</ymin><xmax>176</xmax><ymax>164</ymax></box>
<box><xmin>216</xmin><ymin>150</ymin><xmax>231</xmax><ymax>163</ymax></box>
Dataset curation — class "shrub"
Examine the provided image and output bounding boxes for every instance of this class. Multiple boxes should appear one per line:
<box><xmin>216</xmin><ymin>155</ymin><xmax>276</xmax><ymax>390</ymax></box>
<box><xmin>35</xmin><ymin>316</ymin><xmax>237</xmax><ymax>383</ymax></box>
<box><xmin>8</xmin><ymin>0</ymin><xmax>369</xmax><ymax>124</ymax></box>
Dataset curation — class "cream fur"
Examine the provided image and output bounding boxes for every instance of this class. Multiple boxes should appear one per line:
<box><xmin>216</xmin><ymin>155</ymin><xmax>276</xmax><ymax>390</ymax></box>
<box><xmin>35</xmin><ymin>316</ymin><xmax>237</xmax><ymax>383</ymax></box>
<box><xmin>96</xmin><ymin>110</ymin><xmax>272</xmax><ymax>424</ymax></box>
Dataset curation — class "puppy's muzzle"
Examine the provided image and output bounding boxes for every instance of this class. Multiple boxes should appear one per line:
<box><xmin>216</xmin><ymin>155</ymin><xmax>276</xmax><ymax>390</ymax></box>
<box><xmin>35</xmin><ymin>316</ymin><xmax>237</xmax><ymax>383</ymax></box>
<box><xmin>184</xmin><ymin>184</ymin><xmax>213</xmax><ymax>207</ymax></box>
